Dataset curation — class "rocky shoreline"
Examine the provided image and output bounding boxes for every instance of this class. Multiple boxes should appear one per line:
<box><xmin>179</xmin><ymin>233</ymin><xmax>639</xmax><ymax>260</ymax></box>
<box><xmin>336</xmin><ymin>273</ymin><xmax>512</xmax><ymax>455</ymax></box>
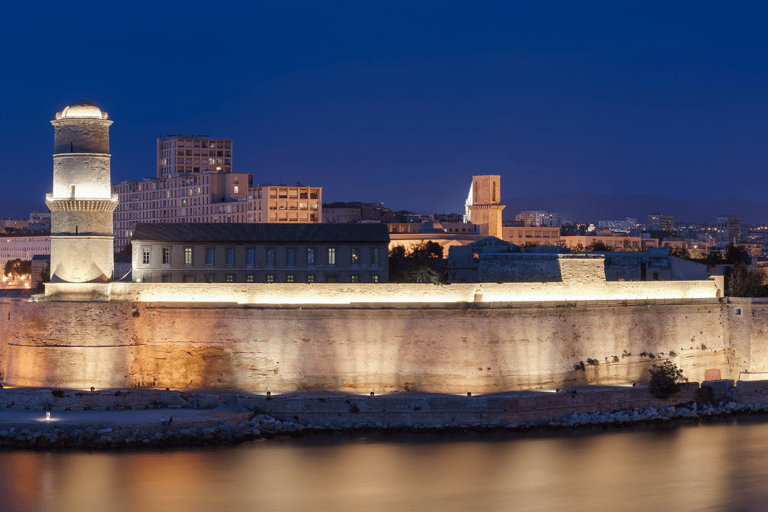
<box><xmin>2</xmin><ymin>400</ymin><xmax>768</xmax><ymax>450</ymax></box>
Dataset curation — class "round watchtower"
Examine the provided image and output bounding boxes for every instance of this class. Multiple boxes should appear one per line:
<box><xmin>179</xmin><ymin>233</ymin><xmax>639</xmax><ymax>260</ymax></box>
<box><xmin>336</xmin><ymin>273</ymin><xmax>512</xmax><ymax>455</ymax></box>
<box><xmin>45</xmin><ymin>100</ymin><xmax>118</xmax><ymax>283</ymax></box>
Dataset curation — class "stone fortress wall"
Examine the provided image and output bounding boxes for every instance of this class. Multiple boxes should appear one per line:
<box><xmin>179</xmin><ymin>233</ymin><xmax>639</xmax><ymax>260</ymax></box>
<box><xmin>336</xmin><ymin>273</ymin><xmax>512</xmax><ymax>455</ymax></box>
<box><xmin>2</xmin><ymin>280</ymin><xmax>767</xmax><ymax>393</ymax></box>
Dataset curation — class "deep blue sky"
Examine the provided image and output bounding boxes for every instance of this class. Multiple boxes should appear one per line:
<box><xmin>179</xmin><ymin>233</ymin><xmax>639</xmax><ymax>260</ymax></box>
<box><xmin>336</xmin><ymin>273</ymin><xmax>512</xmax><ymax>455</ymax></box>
<box><xmin>3</xmin><ymin>1</ymin><xmax>768</xmax><ymax>214</ymax></box>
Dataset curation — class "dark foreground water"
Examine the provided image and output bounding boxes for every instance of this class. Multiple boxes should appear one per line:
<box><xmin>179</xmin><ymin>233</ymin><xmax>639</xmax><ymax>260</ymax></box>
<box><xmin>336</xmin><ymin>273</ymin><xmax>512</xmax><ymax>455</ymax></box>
<box><xmin>2</xmin><ymin>418</ymin><xmax>768</xmax><ymax>512</ymax></box>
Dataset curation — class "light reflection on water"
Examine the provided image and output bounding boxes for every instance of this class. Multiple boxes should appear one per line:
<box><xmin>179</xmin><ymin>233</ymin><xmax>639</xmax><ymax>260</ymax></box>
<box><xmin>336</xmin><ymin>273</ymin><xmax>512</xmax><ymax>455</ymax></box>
<box><xmin>2</xmin><ymin>419</ymin><xmax>768</xmax><ymax>512</ymax></box>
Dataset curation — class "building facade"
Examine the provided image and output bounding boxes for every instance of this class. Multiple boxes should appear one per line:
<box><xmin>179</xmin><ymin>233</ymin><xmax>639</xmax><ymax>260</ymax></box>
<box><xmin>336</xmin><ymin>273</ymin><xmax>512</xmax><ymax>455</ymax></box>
<box><xmin>323</xmin><ymin>202</ymin><xmax>362</xmax><ymax>223</ymax></box>
<box><xmin>157</xmin><ymin>134</ymin><xmax>232</xmax><ymax>179</ymax></box>
<box><xmin>0</xmin><ymin>231</ymin><xmax>51</xmax><ymax>270</ymax></box>
<box><xmin>647</xmin><ymin>213</ymin><xmax>674</xmax><ymax>232</ymax></box>
<box><xmin>249</xmin><ymin>185</ymin><xmax>322</xmax><ymax>223</ymax></box>
<box><xmin>502</xmin><ymin>224</ymin><xmax>562</xmax><ymax>246</ymax></box>
<box><xmin>717</xmin><ymin>215</ymin><xmax>741</xmax><ymax>246</ymax></box>
<box><xmin>131</xmin><ymin>223</ymin><xmax>389</xmax><ymax>284</ymax></box>
<box><xmin>515</xmin><ymin>211</ymin><xmax>562</xmax><ymax>227</ymax></box>
<box><xmin>113</xmin><ymin>173</ymin><xmax>251</xmax><ymax>250</ymax></box>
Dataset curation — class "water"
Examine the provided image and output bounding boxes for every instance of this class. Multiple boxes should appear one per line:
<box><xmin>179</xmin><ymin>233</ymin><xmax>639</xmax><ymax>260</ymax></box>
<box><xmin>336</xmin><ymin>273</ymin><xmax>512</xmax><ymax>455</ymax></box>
<box><xmin>2</xmin><ymin>418</ymin><xmax>768</xmax><ymax>512</ymax></box>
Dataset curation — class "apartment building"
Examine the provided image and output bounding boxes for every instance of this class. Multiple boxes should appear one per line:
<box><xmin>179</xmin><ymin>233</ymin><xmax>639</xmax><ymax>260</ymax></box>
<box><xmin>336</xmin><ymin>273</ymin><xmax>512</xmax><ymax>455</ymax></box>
<box><xmin>0</xmin><ymin>230</ymin><xmax>51</xmax><ymax>269</ymax></box>
<box><xmin>502</xmin><ymin>224</ymin><xmax>562</xmax><ymax>246</ymax></box>
<box><xmin>113</xmin><ymin>173</ymin><xmax>250</xmax><ymax>250</ymax></box>
<box><xmin>248</xmin><ymin>185</ymin><xmax>322</xmax><ymax>223</ymax></box>
<box><xmin>156</xmin><ymin>134</ymin><xmax>232</xmax><ymax>179</ymax></box>
<box><xmin>716</xmin><ymin>215</ymin><xmax>741</xmax><ymax>246</ymax></box>
<box><xmin>515</xmin><ymin>211</ymin><xmax>562</xmax><ymax>227</ymax></box>
<box><xmin>323</xmin><ymin>202</ymin><xmax>362</xmax><ymax>223</ymax></box>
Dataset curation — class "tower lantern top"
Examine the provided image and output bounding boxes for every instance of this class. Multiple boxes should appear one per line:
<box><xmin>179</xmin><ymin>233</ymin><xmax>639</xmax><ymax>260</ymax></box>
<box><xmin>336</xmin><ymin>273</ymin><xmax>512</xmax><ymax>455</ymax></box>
<box><xmin>56</xmin><ymin>99</ymin><xmax>108</xmax><ymax>120</ymax></box>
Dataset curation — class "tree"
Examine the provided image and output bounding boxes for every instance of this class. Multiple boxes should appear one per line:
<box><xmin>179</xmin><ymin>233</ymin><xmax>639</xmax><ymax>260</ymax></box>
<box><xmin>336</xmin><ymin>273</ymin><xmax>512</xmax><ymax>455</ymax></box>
<box><xmin>726</xmin><ymin>261</ymin><xmax>767</xmax><ymax>297</ymax></box>
<box><xmin>388</xmin><ymin>241</ymin><xmax>445</xmax><ymax>282</ymax></box>
<box><xmin>586</xmin><ymin>240</ymin><xmax>613</xmax><ymax>252</ymax></box>
<box><xmin>648</xmin><ymin>361</ymin><xmax>687</xmax><ymax>399</ymax></box>
<box><xmin>4</xmin><ymin>259</ymin><xmax>31</xmax><ymax>279</ymax></box>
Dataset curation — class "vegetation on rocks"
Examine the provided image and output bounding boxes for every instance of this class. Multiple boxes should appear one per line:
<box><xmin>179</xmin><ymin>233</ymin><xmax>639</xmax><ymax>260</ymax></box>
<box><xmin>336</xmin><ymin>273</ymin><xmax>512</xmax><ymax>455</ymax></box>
<box><xmin>648</xmin><ymin>361</ymin><xmax>687</xmax><ymax>399</ymax></box>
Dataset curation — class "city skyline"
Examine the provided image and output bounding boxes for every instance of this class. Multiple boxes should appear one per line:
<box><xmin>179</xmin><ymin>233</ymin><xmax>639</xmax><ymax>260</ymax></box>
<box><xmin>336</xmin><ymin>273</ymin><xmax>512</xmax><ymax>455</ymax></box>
<box><xmin>3</xmin><ymin>2</ymin><xmax>768</xmax><ymax>215</ymax></box>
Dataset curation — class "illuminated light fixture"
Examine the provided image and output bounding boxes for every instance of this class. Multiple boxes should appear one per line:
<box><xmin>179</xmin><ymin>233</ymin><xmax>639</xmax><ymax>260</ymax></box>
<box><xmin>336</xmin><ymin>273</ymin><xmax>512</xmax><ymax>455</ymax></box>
<box><xmin>44</xmin><ymin>412</ymin><xmax>52</xmax><ymax>421</ymax></box>
<box><xmin>370</xmin><ymin>391</ymin><xmax>374</xmax><ymax>397</ymax></box>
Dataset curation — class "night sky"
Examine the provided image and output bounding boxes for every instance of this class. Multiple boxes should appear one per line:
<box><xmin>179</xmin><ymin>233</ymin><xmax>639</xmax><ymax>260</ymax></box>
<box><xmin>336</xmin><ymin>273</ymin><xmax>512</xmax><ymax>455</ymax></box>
<box><xmin>2</xmin><ymin>1</ymin><xmax>768</xmax><ymax>214</ymax></box>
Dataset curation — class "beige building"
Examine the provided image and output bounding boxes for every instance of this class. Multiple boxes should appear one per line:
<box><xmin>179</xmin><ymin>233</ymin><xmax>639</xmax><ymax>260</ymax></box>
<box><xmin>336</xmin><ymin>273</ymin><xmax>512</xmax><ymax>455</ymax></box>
<box><xmin>157</xmin><ymin>134</ymin><xmax>232</xmax><ymax>179</ymax></box>
<box><xmin>131</xmin><ymin>223</ymin><xmax>389</xmax><ymax>284</ymax></box>
<box><xmin>560</xmin><ymin>234</ymin><xmax>658</xmax><ymax>251</ymax></box>
<box><xmin>323</xmin><ymin>202</ymin><xmax>361</xmax><ymax>223</ymax></box>
<box><xmin>464</xmin><ymin>175</ymin><xmax>505</xmax><ymax>238</ymax></box>
<box><xmin>113</xmin><ymin>173</ymin><xmax>250</xmax><ymax>250</ymax></box>
<box><xmin>249</xmin><ymin>185</ymin><xmax>322</xmax><ymax>223</ymax></box>
<box><xmin>502</xmin><ymin>224</ymin><xmax>561</xmax><ymax>246</ymax></box>
<box><xmin>0</xmin><ymin>231</ymin><xmax>51</xmax><ymax>270</ymax></box>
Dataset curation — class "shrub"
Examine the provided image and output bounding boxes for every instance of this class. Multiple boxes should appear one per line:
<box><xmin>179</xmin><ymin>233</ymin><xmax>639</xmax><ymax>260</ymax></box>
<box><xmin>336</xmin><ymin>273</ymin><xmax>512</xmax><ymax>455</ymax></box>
<box><xmin>648</xmin><ymin>361</ymin><xmax>687</xmax><ymax>399</ymax></box>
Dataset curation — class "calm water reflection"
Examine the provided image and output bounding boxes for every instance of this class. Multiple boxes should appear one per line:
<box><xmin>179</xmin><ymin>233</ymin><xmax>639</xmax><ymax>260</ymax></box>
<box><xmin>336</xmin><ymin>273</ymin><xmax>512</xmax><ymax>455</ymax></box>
<box><xmin>2</xmin><ymin>418</ymin><xmax>768</xmax><ymax>512</ymax></box>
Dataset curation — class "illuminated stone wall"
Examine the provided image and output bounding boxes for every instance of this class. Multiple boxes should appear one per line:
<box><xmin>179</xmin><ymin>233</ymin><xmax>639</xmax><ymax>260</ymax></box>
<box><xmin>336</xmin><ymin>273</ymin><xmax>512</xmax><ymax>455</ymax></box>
<box><xmin>0</xmin><ymin>297</ymin><xmax>752</xmax><ymax>392</ymax></box>
<box><xmin>45</xmin><ymin>274</ymin><xmax>724</xmax><ymax>304</ymax></box>
<box><xmin>52</xmin><ymin>155</ymin><xmax>112</xmax><ymax>199</ymax></box>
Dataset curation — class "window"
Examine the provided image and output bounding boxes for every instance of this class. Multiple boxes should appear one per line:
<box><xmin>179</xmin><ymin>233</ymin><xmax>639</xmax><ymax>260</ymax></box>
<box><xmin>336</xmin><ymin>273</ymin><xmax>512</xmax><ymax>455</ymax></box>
<box><xmin>225</xmin><ymin>274</ymin><xmax>234</xmax><ymax>282</ymax></box>
<box><xmin>226</xmin><ymin>248</ymin><xmax>234</xmax><ymax>266</ymax></box>
<box><xmin>287</xmin><ymin>248</ymin><xmax>295</xmax><ymax>267</ymax></box>
<box><xmin>328</xmin><ymin>247</ymin><xmax>336</xmax><ymax>265</ymax></box>
<box><xmin>246</xmin><ymin>274</ymin><xmax>254</xmax><ymax>283</ymax></box>
<box><xmin>306</xmin><ymin>274</ymin><xmax>315</xmax><ymax>283</ymax></box>
<box><xmin>162</xmin><ymin>248</ymin><xmax>170</xmax><ymax>265</ymax></box>
<box><xmin>205</xmin><ymin>273</ymin><xmax>215</xmax><ymax>283</ymax></box>
<box><xmin>351</xmin><ymin>248</ymin><xmax>359</xmax><ymax>265</ymax></box>
<box><xmin>307</xmin><ymin>248</ymin><xmax>315</xmax><ymax>266</ymax></box>
<box><xmin>371</xmin><ymin>248</ymin><xmax>379</xmax><ymax>265</ymax></box>
<box><xmin>266</xmin><ymin>274</ymin><xmax>274</xmax><ymax>283</ymax></box>
<box><xmin>351</xmin><ymin>274</ymin><xmax>360</xmax><ymax>283</ymax></box>
<box><xmin>371</xmin><ymin>275</ymin><xmax>379</xmax><ymax>283</ymax></box>
<box><xmin>162</xmin><ymin>274</ymin><xmax>171</xmax><ymax>283</ymax></box>
<box><xmin>205</xmin><ymin>248</ymin><xmax>214</xmax><ymax>266</ymax></box>
<box><xmin>286</xmin><ymin>274</ymin><xmax>295</xmax><ymax>283</ymax></box>
<box><xmin>233</xmin><ymin>186</ymin><xmax>239</xmax><ymax>194</ymax></box>
<box><xmin>142</xmin><ymin>247</ymin><xmax>150</xmax><ymax>265</ymax></box>
<box><xmin>184</xmin><ymin>247</ymin><xmax>193</xmax><ymax>265</ymax></box>
<box><xmin>246</xmin><ymin>248</ymin><xmax>254</xmax><ymax>267</ymax></box>
<box><xmin>267</xmin><ymin>248</ymin><xmax>275</xmax><ymax>266</ymax></box>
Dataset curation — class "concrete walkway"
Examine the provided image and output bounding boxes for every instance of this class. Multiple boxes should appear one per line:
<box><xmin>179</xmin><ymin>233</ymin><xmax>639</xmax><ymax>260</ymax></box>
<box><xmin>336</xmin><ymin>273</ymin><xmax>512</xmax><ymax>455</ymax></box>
<box><xmin>0</xmin><ymin>409</ymin><xmax>253</xmax><ymax>431</ymax></box>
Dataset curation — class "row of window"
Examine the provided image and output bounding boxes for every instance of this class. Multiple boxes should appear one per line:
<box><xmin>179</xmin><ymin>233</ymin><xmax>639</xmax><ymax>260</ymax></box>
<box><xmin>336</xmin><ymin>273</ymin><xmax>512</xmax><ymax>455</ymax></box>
<box><xmin>159</xmin><ymin>273</ymin><xmax>380</xmax><ymax>283</ymax></box>
<box><xmin>144</xmin><ymin>246</ymin><xmax>381</xmax><ymax>267</ymax></box>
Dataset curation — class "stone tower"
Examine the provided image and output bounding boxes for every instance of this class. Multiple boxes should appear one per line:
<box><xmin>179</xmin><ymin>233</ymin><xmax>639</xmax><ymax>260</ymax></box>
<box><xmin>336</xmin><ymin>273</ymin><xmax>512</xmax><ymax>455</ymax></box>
<box><xmin>45</xmin><ymin>100</ymin><xmax>117</xmax><ymax>283</ymax></box>
<box><xmin>464</xmin><ymin>175</ymin><xmax>505</xmax><ymax>238</ymax></box>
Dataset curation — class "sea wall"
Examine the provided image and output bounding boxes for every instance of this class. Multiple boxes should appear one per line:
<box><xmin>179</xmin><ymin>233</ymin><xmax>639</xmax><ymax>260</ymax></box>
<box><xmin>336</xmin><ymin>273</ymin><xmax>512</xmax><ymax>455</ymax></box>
<box><xmin>0</xmin><ymin>296</ymin><xmax>754</xmax><ymax>392</ymax></box>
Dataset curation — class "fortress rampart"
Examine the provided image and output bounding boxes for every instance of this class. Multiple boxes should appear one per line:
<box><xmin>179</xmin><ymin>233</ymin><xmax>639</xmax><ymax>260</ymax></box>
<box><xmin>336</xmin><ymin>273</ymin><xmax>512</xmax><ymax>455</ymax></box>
<box><xmin>1</xmin><ymin>280</ymin><xmax>765</xmax><ymax>392</ymax></box>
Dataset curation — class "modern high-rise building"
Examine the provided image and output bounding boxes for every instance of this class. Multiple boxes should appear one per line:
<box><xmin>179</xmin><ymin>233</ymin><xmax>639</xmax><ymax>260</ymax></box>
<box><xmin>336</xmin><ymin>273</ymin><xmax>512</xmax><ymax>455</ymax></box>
<box><xmin>515</xmin><ymin>211</ymin><xmax>562</xmax><ymax>227</ymax></box>
<box><xmin>113</xmin><ymin>173</ymin><xmax>251</xmax><ymax>250</ymax></box>
<box><xmin>716</xmin><ymin>215</ymin><xmax>741</xmax><ymax>246</ymax></box>
<box><xmin>156</xmin><ymin>134</ymin><xmax>232</xmax><ymax>179</ymax></box>
<box><xmin>647</xmin><ymin>213</ymin><xmax>674</xmax><ymax>232</ymax></box>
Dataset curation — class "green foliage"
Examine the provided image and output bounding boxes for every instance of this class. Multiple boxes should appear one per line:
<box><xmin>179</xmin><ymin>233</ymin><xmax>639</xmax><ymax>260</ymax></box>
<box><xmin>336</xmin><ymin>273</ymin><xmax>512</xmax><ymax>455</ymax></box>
<box><xmin>726</xmin><ymin>262</ymin><xmax>767</xmax><ymax>297</ymax></box>
<box><xmin>3</xmin><ymin>259</ymin><xmax>31</xmax><ymax>278</ymax></box>
<box><xmin>585</xmin><ymin>241</ymin><xmax>613</xmax><ymax>252</ymax></box>
<box><xmin>648</xmin><ymin>360</ymin><xmax>687</xmax><ymax>399</ymax></box>
<box><xmin>389</xmin><ymin>241</ymin><xmax>444</xmax><ymax>282</ymax></box>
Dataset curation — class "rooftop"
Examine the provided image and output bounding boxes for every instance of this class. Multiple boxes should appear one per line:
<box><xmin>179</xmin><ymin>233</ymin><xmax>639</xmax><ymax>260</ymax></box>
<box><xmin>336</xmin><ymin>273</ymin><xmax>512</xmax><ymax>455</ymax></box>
<box><xmin>131</xmin><ymin>222</ymin><xmax>390</xmax><ymax>243</ymax></box>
